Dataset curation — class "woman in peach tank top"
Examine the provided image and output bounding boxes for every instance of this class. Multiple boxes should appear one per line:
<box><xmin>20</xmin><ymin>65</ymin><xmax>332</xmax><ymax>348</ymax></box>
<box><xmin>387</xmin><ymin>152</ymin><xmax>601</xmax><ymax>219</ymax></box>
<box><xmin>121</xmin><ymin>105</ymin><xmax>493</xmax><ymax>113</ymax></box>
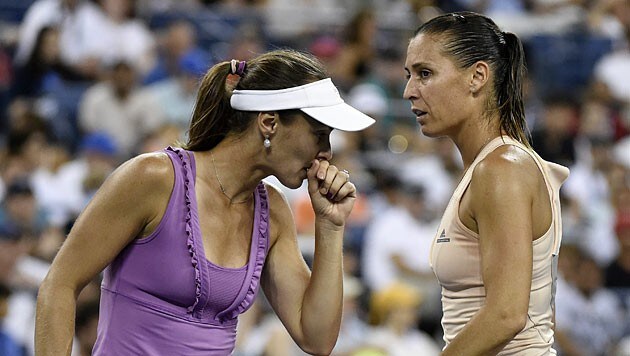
<box><xmin>403</xmin><ymin>12</ymin><xmax>569</xmax><ymax>355</ymax></box>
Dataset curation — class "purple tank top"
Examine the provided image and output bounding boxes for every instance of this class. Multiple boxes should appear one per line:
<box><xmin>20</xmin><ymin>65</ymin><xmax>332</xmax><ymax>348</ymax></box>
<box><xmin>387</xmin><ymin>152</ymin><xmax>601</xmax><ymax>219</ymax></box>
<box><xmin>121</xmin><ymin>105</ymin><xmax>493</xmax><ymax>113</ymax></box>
<box><xmin>93</xmin><ymin>147</ymin><xmax>270</xmax><ymax>355</ymax></box>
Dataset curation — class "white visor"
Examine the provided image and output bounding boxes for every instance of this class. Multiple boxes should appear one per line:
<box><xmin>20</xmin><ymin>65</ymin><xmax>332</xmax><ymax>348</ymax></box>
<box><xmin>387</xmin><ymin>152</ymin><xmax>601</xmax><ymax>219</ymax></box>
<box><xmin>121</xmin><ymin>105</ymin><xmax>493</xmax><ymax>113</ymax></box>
<box><xmin>230</xmin><ymin>78</ymin><xmax>375</xmax><ymax>131</ymax></box>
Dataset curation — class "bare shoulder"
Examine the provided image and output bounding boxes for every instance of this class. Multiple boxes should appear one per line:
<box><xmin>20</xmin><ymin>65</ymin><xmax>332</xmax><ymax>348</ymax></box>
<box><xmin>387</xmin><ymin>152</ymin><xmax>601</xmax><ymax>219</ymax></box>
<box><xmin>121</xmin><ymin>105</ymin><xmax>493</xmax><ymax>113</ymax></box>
<box><xmin>465</xmin><ymin>144</ymin><xmax>544</xmax><ymax>233</ymax></box>
<box><xmin>103</xmin><ymin>151</ymin><xmax>175</xmax><ymax>204</ymax></box>
<box><xmin>471</xmin><ymin>144</ymin><xmax>541</xmax><ymax>192</ymax></box>
<box><xmin>262</xmin><ymin>181</ymin><xmax>297</xmax><ymax>242</ymax></box>
<box><xmin>262</xmin><ymin>181</ymin><xmax>294</xmax><ymax>220</ymax></box>
<box><xmin>124</xmin><ymin>152</ymin><xmax>174</xmax><ymax>185</ymax></box>
<box><xmin>473</xmin><ymin>145</ymin><xmax>540</xmax><ymax>184</ymax></box>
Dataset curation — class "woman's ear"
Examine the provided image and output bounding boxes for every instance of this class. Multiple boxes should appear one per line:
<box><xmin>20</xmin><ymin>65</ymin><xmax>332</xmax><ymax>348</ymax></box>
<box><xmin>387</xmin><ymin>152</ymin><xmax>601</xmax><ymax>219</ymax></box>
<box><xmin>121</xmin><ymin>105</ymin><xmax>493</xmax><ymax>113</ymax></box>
<box><xmin>469</xmin><ymin>61</ymin><xmax>490</xmax><ymax>94</ymax></box>
<box><xmin>257</xmin><ymin>112</ymin><xmax>278</xmax><ymax>138</ymax></box>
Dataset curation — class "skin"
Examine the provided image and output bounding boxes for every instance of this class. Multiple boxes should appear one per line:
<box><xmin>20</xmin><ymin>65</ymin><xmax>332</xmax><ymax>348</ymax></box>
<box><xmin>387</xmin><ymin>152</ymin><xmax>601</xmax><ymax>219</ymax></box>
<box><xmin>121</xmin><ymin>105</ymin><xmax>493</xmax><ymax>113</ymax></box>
<box><xmin>404</xmin><ymin>33</ymin><xmax>553</xmax><ymax>355</ymax></box>
<box><xmin>35</xmin><ymin>110</ymin><xmax>353</xmax><ymax>355</ymax></box>
<box><xmin>39</xmin><ymin>28</ymin><xmax>60</xmax><ymax>65</ymax></box>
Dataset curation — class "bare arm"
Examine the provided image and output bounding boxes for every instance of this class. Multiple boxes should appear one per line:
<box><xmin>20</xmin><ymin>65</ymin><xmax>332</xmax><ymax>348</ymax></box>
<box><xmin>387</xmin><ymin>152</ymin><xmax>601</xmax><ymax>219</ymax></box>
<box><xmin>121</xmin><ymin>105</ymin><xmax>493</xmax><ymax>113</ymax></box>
<box><xmin>442</xmin><ymin>149</ymin><xmax>538</xmax><ymax>355</ymax></box>
<box><xmin>35</xmin><ymin>153</ymin><xmax>173</xmax><ymax>355</ymax></box>
<box><xmin>262</xmin><ymin>160</ymin><xmax>354</xmax><ymax>355</ymax></box>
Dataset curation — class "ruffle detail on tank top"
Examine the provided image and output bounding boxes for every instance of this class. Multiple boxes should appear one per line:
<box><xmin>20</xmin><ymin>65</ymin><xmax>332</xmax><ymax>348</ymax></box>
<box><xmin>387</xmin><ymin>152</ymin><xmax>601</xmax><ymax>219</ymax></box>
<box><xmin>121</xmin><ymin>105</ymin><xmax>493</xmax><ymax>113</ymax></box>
<box><xmin>165</xmin><ymin>146</ymin><xmax>203</xmax><ymax>315</ymax></box>
<box><xmin>217</xmin><ymin>182</ymin><xmax>270</xmax><ymax>322</ymax></box>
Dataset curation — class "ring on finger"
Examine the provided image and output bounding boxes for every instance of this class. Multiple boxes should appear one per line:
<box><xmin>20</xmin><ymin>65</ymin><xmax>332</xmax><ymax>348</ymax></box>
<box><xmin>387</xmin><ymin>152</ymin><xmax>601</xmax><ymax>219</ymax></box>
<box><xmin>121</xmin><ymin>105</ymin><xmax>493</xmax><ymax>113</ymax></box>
<box><xmin>341</xmin><ymin>169</ymin><xmax>350</xmax><ymax>177</ymax></box>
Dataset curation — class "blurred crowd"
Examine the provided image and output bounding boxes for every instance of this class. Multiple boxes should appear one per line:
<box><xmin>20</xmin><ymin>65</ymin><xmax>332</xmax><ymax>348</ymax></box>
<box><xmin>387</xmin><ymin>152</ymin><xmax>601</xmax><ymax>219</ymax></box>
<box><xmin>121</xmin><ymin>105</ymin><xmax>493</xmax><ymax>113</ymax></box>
<box><xmin>0</xmin><ymin>0</ymin><xmax>629</xmax><ymax>355</ymax></box>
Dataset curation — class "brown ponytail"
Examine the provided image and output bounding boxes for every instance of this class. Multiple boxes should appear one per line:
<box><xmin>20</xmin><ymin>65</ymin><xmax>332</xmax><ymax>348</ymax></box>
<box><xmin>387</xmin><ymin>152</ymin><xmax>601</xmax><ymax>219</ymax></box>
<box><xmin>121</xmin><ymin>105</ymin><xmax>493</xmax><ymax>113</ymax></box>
<box><xmin>497</xmin><ymin>32</ymin><xmax>531</xmax><ymax>148</ymax></box>
<box><xmin>184</xmin><ymin>61</ymin><xmax>236</xmax><ymax>151</ymax></box>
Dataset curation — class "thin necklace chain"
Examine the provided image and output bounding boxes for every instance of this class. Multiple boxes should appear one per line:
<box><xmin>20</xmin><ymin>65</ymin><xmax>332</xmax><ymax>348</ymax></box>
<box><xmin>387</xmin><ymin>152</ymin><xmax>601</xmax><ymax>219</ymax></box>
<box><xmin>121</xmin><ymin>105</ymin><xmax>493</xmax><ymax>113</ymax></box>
<box><xmin>210</xmin><ymin>151</ymin><xmax>252</xmax><ymax>204</ymax></box>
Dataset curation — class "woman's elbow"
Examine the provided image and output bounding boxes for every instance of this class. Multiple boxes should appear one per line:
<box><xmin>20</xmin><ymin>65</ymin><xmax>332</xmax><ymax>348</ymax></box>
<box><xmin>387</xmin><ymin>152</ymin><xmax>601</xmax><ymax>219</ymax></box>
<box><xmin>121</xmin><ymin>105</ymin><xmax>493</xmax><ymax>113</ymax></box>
<box><xmin>300</xmin><ymin>345</ymin><xmax>335</xmax><ymax>356</ymax></box>
<box><xmin>298</xmin><ymin>337</ymin><xmax>337</xmax><ymax>356</ymax></box>
<box><xmin>37</xmin><ymin>277</ymin><xmax>55</xmax><ymax>300</ymax></box>
<box><xmin>509</xmin><ymin>314</ymin><xmax>528</xmax><ymax>335</ymax></box>
<box><xmin>497</xmin><ymin>308</ymin><xmax>528</xmax><ymax>336</ymax></box>
<box><xmin>37</xmin><ymin>274</ymin><xmax>80</xmax><ymax>302</ymax></box>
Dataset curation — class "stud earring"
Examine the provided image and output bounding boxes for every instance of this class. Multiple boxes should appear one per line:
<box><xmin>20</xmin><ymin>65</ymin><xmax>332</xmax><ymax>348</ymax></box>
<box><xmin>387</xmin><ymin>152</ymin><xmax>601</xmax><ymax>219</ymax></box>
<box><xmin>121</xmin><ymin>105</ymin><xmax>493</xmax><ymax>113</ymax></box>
<box><xmin>263</xmin><ymin>136</ymin><xmax>271</xmax><ymax>148</ymax></box>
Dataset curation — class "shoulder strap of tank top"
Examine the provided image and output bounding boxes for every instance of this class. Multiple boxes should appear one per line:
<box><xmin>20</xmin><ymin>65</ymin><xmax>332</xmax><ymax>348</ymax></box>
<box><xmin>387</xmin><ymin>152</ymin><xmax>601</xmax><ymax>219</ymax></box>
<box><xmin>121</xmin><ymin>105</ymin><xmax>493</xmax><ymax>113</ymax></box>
<box><xmin>449</xmin><ymin>137</ymin><xmax>510</xmax><ymax>200</ymax></box>
<box><xmin>165</xmin><ymin>146</ymin><xmax>207</xmax><ymax>316</ymax></box>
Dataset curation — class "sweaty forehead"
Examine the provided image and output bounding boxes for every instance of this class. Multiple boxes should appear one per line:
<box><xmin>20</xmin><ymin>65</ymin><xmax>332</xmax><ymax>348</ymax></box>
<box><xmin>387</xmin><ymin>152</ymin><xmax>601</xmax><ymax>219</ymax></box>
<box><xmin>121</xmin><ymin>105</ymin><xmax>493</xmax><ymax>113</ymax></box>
<box><xmin>405</xmin><ymin>33</ymin><xmax>453</xmax><ymax>68</ymax></box>
<box><xmin>407</xmin><ymin>34</ymin><xmax>440</xmax><ymax>57</ymax></box>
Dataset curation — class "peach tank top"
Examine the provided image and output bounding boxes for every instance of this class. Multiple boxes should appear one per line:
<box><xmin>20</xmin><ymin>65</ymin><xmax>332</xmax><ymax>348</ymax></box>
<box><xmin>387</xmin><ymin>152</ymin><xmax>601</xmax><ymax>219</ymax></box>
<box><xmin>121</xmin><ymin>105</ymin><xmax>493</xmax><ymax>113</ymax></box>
<box><xmin>430</xmin><ymin>136</ymin><xmax>569</xmax><ymax>355</ymax></box>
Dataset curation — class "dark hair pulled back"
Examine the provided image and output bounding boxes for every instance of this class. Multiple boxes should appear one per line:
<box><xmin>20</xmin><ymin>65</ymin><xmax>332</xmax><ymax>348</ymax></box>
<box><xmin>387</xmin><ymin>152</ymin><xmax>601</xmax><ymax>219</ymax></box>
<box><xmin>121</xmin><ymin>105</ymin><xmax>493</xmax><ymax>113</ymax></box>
<box><xmin>414</xmin><ymin>12</ymin><xmax>530</xmax><ymax>147</ymax></box>
<box><xmin>184</xmin><ymin>49</ymin><xmax>328</xmax><ymax>151</ymax></box>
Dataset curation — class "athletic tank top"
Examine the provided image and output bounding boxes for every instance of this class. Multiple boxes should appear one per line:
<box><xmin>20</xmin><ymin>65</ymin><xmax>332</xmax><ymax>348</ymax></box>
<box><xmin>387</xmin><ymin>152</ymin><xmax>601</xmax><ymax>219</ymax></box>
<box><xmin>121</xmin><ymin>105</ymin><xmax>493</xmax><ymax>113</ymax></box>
<box><xmin>93</xmin><ymin>146</ymin><xmax>270</xmax><ymax>355</ymax></box>
<box><xmin>430</xmin><ymin>136</ymin><xmax>569</xmax><ymax>355</ymax></box>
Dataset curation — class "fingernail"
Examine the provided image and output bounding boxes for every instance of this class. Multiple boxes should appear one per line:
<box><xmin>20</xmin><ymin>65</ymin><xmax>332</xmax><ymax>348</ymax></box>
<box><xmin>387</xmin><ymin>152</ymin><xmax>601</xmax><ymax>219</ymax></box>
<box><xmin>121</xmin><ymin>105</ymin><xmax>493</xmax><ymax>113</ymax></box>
<box><xmin>326</xmin><ymin>192</ymin><xmax>333</xmax><ymax>199</ymax></box>
<box><xmin>318</xmin><ymin>172</ymin><xmax>325</xmax><ymax>179</ymax></box>
<box><xmin>320</xmin><ymin>188</ymin><xmax>327</xmax><ymax>194</ymax></box>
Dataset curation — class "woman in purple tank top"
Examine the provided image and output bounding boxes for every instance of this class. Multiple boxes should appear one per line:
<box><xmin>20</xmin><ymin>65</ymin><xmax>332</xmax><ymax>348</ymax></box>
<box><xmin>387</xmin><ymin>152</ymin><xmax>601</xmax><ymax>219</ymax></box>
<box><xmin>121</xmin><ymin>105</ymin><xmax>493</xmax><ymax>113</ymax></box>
<box><xmin>35</xmin><ymin>49</ymin><xmax>375</xmax><ymax>355</ymax></box>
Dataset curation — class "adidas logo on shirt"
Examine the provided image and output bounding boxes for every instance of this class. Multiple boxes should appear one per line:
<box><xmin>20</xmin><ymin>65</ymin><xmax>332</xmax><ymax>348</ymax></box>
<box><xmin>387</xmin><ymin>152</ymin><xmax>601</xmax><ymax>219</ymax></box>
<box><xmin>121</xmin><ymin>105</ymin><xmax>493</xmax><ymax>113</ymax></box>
<box><xmin>437</xmin><ymin>230</ymin><xmax>450</xmax><ymax>243</ymax></box>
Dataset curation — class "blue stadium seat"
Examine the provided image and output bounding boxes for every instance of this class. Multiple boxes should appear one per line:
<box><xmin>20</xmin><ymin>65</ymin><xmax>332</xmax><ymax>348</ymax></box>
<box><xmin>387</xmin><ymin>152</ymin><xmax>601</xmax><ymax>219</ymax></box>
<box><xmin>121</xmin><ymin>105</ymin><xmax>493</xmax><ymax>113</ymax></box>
<box><xmin>526</xmin><ymin>33</ymin><xmax>613</xmax><ymax>96</ymax></box>
<box><xmin>0</xmin><ymin>0</ymin><xmax>36</xmax><ymax>24</ymax></box>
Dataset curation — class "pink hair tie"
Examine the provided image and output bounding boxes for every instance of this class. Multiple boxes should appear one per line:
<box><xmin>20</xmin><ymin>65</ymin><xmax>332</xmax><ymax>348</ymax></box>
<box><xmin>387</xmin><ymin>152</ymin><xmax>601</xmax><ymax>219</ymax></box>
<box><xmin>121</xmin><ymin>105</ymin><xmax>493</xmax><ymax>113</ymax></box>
<box><xmin>230</xmin><ymin>59</ymin><xmax>247</xmax><ymax>76</ymax></box>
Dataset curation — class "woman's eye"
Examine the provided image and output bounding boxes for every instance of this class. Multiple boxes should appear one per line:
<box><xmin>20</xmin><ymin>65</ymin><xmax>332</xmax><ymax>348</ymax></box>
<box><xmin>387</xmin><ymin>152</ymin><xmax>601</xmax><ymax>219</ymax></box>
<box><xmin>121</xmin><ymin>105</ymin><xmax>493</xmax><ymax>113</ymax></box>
<box><xmin>420</xmin><ymin>70</ymin><xmax>431</xmax><ymax>78</ymax></box>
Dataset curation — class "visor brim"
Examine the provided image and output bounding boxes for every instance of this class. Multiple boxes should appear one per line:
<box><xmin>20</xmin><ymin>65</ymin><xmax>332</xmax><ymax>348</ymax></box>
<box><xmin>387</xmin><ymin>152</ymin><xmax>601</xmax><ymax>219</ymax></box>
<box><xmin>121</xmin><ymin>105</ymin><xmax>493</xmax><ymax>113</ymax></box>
<box><xmin>301</xmin><ymin>103</ymin><xmax>375</xmax><ymax>132</ymax></box>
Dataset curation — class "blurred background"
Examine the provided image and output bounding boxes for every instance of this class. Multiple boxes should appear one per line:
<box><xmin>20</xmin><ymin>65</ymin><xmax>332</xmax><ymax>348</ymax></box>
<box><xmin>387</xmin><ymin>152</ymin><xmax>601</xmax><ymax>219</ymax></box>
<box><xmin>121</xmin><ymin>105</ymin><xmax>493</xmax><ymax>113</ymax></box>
<box><xmin>0</xmin><ymin>0</ymin><xmax>628</xmax><ymax>355</ymax></box>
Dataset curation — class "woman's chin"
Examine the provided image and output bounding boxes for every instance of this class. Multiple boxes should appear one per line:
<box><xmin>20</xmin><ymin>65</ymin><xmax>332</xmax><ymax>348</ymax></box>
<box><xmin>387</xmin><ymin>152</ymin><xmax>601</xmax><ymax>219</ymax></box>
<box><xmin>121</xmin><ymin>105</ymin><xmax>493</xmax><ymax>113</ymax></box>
<box><xmin>420</xmin><ymin>126</ymin><xmax>441</xmax><ymax>138</ymax></box>
<box><xmin>285</xmin><ymin>179</ymin><xmax>305</xmax><ymax>189</ymax></box>
<box><xmin>276</xmin><ymin>176</ymin><xmax>304</xmax><ymax>190</ymax></box>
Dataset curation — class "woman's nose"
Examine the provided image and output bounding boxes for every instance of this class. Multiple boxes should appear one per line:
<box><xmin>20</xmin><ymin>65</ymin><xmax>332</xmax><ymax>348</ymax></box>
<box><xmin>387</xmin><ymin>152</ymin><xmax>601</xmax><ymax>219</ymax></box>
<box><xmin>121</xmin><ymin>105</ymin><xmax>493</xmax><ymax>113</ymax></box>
<box><xmin>403</xmin><ymin>80</ymin><xmax>416</xmax><ymax>100</ymax></box>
